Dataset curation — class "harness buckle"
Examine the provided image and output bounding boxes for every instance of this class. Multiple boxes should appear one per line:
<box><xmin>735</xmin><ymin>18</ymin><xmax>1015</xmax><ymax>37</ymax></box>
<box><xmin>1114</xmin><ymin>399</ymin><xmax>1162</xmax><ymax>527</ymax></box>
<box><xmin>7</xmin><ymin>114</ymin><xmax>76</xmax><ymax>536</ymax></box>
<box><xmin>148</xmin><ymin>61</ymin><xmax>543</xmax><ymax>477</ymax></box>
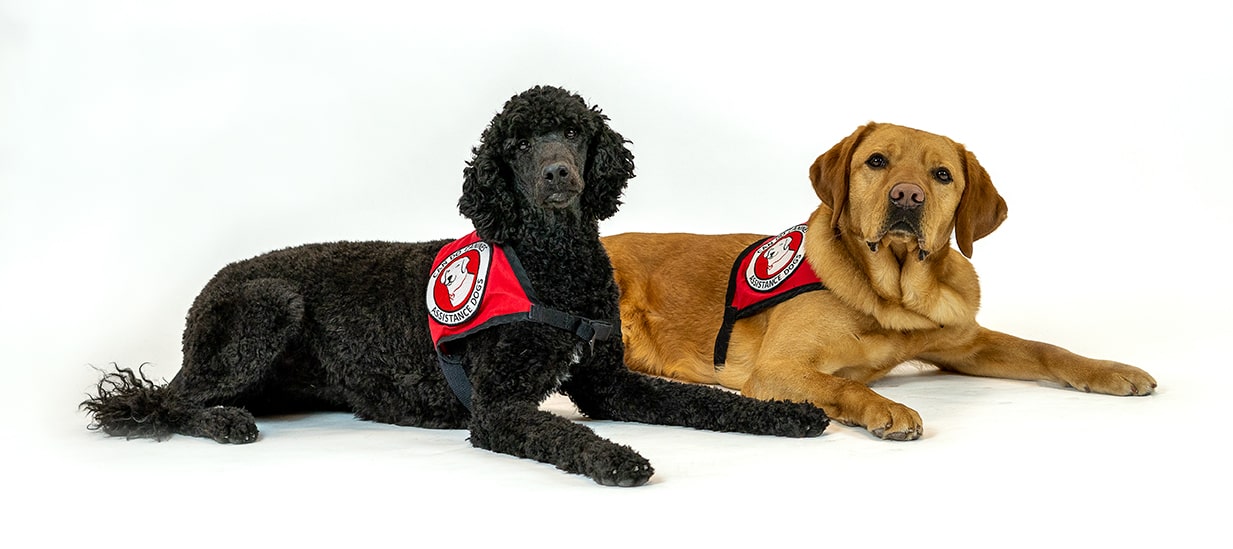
<box><xmin>578</xmin><ymin>320</ymin><xmax>613</xmax><ymax>355</ymax></box>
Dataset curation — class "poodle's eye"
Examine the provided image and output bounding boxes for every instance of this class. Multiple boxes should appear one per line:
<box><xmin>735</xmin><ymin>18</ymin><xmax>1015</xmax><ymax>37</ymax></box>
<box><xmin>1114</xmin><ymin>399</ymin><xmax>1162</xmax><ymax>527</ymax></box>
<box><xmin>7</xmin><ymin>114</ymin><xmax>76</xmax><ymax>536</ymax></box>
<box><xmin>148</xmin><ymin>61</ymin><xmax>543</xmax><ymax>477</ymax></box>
<box><xmin>516</xmin><ymin>140</ymin><xmax>530</xmax><ymax>152</ymax></box>
<box><xmin>865</xmin><ymin>153</ymin><xmax>887</xmax><ymax>169</ymax></box>
<box><xmin>933</xmin><ymin>167</ymin><xmax>953</xmax><ymax>184</ymax></box>
<box><xmin>564</xmin><ymin>129</ymin><xmax>579</xmax><ymax>139</ymax></box>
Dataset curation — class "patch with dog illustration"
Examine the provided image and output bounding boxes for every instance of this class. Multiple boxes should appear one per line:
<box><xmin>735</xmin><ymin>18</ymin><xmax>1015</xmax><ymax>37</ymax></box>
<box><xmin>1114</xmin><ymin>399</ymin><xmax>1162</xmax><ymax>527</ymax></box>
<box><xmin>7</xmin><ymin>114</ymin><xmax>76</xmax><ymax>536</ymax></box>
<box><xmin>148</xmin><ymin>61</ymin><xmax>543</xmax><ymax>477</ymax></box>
<box><xmin>741</xmin><ymin>224</ymin><xmax>811</xmax><ymax>296</ymax></box>
<box><xmin>714</xmin><ymin>223</ymin><xmax>827</xmax><ymax>367</ymax></box>
<box><xmin>429</xmin><ymin>239</ymin><xmax>493</xmax><ymax>326</ymax></box>
<box><xmin>427</xmin><ymin>232</ymin><xmax>534</xmax><ymax>348</ymax></box>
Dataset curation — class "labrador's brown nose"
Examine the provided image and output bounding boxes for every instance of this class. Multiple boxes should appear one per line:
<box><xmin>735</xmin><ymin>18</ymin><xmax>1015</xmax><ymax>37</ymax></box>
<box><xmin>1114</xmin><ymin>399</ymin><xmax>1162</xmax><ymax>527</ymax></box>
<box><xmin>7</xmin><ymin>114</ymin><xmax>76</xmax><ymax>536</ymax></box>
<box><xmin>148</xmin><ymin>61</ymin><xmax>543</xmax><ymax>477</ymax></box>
<box><xmin>889</xmin><ymin>182</ymin><xmax>925</xmax><ymax>209</ymax></box>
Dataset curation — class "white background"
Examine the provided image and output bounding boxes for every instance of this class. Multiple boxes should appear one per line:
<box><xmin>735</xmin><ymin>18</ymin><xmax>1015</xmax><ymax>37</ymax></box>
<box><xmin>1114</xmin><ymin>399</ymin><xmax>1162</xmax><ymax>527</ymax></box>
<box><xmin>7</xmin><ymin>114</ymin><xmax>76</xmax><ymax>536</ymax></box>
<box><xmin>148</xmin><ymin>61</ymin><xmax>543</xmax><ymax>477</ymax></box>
<box><xmin>3</xmin><ymin>0</ymin><xmax>1229</xmax><ymax>546</ymax></box>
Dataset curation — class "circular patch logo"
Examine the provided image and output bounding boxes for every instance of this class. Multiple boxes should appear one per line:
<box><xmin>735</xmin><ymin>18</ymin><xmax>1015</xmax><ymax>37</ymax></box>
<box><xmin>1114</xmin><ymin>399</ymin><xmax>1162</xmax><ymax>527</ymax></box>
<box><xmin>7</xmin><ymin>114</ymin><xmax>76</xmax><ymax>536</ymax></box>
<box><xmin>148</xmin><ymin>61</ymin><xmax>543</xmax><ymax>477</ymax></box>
<box><xmin>744</xmin><ymin>224</ymin><xmax>808</xmax><ymax>292</ymax></box>
<box><xmin>427</xmin><ymin>241</ymin><xmax>492</xmax><ymax>325</ymax></box>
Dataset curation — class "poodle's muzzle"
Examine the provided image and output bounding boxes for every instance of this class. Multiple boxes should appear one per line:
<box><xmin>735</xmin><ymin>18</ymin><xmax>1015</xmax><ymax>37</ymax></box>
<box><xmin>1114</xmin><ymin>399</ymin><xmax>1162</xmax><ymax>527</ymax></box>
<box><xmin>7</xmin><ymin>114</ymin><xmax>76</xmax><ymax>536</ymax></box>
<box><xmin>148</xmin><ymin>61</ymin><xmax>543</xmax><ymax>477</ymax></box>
<box><xmin>517</xmin><ymin>133</ymin><xmax>587</xmax><ymax>210</ymax></box>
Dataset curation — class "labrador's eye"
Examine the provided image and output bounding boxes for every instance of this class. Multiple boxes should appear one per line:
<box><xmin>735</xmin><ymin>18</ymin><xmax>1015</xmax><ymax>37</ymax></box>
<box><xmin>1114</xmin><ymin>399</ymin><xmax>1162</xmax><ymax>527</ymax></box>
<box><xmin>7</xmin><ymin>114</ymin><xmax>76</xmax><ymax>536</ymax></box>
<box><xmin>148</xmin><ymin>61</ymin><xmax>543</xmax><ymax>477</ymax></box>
<box><xmin>865</xmin><ymin>153</ymin><xmax>887</xmax><ymax>169</ymax></box>
<box><xmin>517</xmin><ymin>140</ymin><xmax>530</xmax><ymax>151</ymax></box>
<box><xmin>564</xmin><ymin>129</ymin><xmax>579</xmax><ymax>139</ymax></box>
<box><xmin>934</xmin><ymin>168</ymin><xmax>953</xmax><ymax>183</ymax></box>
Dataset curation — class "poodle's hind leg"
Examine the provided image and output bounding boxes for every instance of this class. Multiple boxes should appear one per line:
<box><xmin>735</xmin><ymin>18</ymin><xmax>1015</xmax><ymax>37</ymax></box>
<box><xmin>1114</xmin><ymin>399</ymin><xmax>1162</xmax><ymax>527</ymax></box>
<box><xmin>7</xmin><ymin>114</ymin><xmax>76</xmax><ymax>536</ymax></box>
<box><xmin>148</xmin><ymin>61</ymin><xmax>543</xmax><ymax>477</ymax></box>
<box><xmin>169</xmin><ymin>278</ymin><xmax>308</xmax><ymax>443</ymax></box>
<box><xmin>84</xmin><ymin>361</ymin><xmax>265</xmax><ymax>444</ymax></box>
<box><xmin>561</xmin><ymin>341</ymin><xmax>831</xmax><ymax>438</ymax></box>
<box><xmin>85</xmin><ymin>278</ymin><xmax>306</xmax><ymax>443</ymax></box>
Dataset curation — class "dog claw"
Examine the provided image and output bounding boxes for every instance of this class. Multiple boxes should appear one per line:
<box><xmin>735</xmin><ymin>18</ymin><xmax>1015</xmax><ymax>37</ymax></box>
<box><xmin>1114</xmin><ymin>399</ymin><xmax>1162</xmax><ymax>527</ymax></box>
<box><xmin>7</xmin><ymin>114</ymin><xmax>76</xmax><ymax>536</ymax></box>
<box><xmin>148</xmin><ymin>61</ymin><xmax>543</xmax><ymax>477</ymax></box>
<box><xmin>597</xmin><ymin>465</ymin><xmax>652</xmax><ymax>487</ymax></box>
<box><xmin>883</xmin><ymin>428</ymin><xmax>918</xmax><ymax>441</ymax></box>
<box><xmin>872</xmin><ymin>425</ymin><xmax>922</xmax><ymax>441</ymax></box>
<box><xmin>589</xmin><ymin>450</ymin><xmax>654</xmax><ymax>487</ymax></box>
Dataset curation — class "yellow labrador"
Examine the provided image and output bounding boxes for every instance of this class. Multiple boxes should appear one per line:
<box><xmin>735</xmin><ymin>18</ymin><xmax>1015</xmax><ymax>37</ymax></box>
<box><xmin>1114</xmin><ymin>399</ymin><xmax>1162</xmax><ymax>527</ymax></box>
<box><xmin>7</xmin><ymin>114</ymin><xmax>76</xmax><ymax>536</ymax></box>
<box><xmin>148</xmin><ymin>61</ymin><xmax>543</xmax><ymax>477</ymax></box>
<box><xmin>603</xmin><ymin>122</ymin><xmax>1155</xmax><ymax>440</ymax></box>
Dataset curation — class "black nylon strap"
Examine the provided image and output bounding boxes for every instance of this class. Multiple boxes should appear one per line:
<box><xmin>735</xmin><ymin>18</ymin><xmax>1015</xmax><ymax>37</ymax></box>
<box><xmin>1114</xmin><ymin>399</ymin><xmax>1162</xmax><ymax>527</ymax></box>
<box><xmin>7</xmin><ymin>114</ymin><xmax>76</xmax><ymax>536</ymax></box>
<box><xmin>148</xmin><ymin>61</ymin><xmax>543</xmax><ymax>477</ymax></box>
<box><xmin>527</xmin><ymin>305</ymin><xmax>615</xmax><ymax>350</ymax></box>
<box><xmin>713</xmin><ymin>239</ymin><xmax>763</xmax><ymax>370</ymax></box>
<box><xmin>437</xmin><ymin>354</ymin><xmax>474</xmax><ymax>411</ymax></box>
<box><xmin>438</xmin><ymin>306</ymin><xmax>615</xmax><ymax>411</ymax></box>
<box><xmin>712</xmin><ymin>306</ymin><xmax>740</xmax><ymax>371</ymax></box>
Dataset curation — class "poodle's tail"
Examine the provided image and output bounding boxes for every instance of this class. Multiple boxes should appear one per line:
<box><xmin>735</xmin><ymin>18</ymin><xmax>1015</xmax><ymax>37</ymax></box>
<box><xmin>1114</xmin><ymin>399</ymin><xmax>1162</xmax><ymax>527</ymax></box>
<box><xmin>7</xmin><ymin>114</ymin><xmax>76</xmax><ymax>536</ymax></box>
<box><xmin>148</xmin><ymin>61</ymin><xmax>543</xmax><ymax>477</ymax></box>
<box><xmin>81</xmin><ymin>364</ymin><xmax>181</xmax><ymax>440</ymax></box>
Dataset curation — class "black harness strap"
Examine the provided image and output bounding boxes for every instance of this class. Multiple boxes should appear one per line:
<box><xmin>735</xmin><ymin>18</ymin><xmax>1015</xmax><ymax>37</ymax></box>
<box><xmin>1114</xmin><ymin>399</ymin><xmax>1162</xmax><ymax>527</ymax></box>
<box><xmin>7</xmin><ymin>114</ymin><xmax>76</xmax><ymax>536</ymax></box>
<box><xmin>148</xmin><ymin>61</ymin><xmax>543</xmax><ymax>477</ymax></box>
<box><xmin>527</xmin><ymin>306</ymin><xmax>616</xmax><ymax>353</ymax></box>
<box><xmin>713</xmin><ymin>239</ymin><xmax>764</xmax><ymax>370</ymax></box>
<box><xmin>438</xmin><ymin>307</ymin><xmax>615</xmax><ymax>412</ymax></box>
<box><xmin>438</xmin><ymin>353</ymin><xmax>475</xmax><ymax>411</ymax></box>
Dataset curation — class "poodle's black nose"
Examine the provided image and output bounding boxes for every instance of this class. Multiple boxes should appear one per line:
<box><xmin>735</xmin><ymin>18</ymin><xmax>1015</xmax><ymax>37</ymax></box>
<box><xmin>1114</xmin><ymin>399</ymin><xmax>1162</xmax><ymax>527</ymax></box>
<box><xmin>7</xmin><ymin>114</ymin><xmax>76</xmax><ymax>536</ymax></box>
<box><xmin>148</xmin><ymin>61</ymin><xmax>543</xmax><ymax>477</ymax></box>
<box><xmin>543</xmin><ymin>163</ymin><xmax>574</xmax><ymax>182</ymax></box>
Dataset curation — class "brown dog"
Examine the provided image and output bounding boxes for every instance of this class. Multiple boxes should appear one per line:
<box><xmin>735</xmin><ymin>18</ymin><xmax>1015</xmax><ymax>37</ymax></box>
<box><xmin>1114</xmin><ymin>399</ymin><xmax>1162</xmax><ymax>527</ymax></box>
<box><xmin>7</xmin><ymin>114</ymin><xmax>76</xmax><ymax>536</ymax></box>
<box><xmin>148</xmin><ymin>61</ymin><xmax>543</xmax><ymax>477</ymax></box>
<box><xmin>603</xmin><ymin>122</ymin><xmax>1156</xmax><ymax>440</ymax></box>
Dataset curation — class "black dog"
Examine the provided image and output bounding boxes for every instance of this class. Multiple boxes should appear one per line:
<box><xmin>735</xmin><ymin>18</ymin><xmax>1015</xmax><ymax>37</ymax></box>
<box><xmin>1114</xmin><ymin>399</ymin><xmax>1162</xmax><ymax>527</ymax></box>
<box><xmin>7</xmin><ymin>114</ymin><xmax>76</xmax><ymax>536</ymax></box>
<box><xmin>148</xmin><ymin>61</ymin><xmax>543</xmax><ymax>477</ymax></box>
<box><xmin>82</xmin><ymin>86</ymin><xmax>829</xmax><ymax>486</ymax></box>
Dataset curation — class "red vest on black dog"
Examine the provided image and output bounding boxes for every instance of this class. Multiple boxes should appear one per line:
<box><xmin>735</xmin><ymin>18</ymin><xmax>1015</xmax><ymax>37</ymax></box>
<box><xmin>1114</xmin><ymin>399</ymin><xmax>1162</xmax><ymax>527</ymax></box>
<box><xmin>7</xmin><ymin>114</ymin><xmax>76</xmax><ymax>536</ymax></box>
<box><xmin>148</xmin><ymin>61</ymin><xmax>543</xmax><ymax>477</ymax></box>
<box><xmin>428</xmin><ymin>233</ymin><xmax>533</xmax><ymax>347</ymax></box>
<box><xmin>427</xmin><ymin>232</ymin><xmax>614</xmax><ymax>409</ymax></box>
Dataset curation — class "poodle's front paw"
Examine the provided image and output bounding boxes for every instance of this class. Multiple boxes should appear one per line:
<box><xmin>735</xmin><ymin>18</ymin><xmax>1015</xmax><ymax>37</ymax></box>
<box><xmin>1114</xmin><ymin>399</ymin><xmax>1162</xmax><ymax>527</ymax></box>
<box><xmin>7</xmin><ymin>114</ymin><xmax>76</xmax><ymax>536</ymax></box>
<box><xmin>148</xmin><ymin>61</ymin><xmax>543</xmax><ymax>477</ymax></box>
<box><xmin>766</xmin><ymin>400</ymin><xmax>831</xmax><ymax>438</ymax></box>
<box><xmin>585</xmin><ymin>444</ymin><xmax>654</xmax><ymax>487</ymax></box>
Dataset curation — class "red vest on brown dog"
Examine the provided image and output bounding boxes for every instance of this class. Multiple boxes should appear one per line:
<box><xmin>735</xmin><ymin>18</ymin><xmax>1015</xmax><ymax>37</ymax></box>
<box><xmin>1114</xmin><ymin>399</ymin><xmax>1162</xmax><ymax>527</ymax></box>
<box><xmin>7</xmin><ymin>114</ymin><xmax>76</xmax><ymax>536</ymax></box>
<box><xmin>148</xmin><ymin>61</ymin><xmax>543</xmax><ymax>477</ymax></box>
<box><xmin>714</xmin><ymin>224</ymin><xmax>827</xmax><ymax>368</ymax></box>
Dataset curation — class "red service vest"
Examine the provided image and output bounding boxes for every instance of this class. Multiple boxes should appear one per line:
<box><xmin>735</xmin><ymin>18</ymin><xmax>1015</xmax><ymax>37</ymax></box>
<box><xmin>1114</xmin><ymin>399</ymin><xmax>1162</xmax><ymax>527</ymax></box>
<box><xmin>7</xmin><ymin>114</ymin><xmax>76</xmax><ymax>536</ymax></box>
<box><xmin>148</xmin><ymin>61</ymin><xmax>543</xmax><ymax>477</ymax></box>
<box><xmin>713</xmin><ymin>223</ymin><xmax>826</xmax><ymax>368</ymax></box>
<box><xmin>427</xmin><ymin>232</ymin><xmax>535</xmax><ymax>351</ymax></box>
<box><xmin>426</xmin><ymin>231</ymin><xmax>615</xmax><ymax>409</ymax></box>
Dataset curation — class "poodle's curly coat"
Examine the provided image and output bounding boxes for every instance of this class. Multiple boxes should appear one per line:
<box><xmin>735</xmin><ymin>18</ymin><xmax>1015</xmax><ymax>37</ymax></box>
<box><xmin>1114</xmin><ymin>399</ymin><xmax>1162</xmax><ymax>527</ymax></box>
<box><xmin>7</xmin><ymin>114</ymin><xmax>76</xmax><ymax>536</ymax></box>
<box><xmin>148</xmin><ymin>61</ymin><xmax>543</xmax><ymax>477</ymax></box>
<box><xmin>82</xmin><ymin>85</ymin><xmax>829</xmax><ymax>486</ymax></box>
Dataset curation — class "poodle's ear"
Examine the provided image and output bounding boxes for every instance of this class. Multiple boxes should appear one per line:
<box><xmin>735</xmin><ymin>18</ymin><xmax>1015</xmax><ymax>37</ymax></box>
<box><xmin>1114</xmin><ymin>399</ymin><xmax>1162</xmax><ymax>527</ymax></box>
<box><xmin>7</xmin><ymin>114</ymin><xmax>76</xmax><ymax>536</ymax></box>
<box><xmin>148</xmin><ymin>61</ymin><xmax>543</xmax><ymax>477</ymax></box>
<box><xmin>459</xmin><ymin>129</ymin><xmax>520</xmax><ymax>242</ymax></box>
<box><xmin>810</xmin><ymin>123</ymin><xmax>872</xmax><ymax>232</ymax></box>
<box><xmin>582</xmin><ymin>109</ymin><xmax>635</xmax><ymax>221</ymax></box>
<box><xmin>953</xmin><ymin>147</ymin><xmax>1008</xmax><ymax>258</ymax></box>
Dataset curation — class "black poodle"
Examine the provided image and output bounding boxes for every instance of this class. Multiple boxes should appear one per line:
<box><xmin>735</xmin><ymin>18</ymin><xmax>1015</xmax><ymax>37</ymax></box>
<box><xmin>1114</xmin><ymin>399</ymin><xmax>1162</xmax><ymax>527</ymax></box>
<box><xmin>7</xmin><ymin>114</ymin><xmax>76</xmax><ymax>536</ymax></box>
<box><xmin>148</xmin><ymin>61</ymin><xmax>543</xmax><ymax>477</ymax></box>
<box><xmin>82</xmin><ymin>85</ymin><xmax>829</xmax><ymax>486</ymax></box>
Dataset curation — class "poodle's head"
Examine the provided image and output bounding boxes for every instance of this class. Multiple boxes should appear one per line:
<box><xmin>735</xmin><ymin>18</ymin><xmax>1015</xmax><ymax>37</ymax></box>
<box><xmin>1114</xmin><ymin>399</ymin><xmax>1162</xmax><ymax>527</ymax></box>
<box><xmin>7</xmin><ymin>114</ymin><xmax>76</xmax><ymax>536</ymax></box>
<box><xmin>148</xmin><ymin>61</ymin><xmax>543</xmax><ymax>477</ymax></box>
<box><xmin>459</xmin><ymin>85</ymin><xmax>635</xmax><ymax>243</ymax></box>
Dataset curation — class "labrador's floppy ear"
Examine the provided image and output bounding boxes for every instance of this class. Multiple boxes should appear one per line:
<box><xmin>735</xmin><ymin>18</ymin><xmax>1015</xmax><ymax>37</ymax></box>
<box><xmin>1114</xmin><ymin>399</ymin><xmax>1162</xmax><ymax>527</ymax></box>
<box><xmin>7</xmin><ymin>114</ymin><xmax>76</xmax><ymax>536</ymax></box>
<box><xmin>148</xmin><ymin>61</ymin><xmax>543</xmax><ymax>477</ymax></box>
<box><xmin>953</xmin><ymin>147</ymin><xmax>1008</xmax><ymax>258</ymax></box>
<box><xmin>810</xmin><ymin>123</ymin><xmax>874</xmax><ymax>233</ymax></box>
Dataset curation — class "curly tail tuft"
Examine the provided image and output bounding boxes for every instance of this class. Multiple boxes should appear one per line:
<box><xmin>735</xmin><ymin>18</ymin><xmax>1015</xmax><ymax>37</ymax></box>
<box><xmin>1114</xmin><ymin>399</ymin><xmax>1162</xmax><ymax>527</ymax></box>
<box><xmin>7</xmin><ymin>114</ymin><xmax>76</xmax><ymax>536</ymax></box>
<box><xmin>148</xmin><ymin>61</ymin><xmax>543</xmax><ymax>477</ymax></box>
<box><xmin>81</xmin><ymin>364</ymin><xmax>181</xmax><ymax>440</ymax></box>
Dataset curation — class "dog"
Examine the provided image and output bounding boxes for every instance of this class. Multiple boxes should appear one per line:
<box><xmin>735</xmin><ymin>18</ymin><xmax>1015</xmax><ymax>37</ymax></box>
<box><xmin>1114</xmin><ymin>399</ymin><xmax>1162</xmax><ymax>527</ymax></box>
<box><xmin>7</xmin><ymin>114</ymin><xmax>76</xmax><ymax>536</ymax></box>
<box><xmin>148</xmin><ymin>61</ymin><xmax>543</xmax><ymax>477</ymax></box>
<box><xmin>603</xmin><ymin>122</ymin><xmax>1156</xmax><ymax>441</ymax></box>
<box><xmin>441</xmin><ymin>255</ymin><xmax>476</xmax><ymax>307</ymax></box>
<box><xmin>762</xmin><ymin>235</ymin><xmax>796</xmax><ymax>275</ymax></box>
<box><xmin>81</xmin><ymin>86</ymin><xmax>829</xmax><ymax>486</ymax></box>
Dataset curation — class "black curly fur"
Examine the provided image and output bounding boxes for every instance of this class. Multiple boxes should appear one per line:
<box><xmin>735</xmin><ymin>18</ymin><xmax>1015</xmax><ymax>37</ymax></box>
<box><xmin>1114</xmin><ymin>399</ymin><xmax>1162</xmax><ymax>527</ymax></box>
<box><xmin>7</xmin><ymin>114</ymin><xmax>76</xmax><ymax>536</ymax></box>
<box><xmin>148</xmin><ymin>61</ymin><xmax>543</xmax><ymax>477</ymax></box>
<box><xmin>81</xmin><ymin>85</ymin><xmax>829</xmax><ymax>486</ymax></box>
<box><xmin>459</xmin><ymin>86</ymin><xmax>634</xmax><ymax>243</ymax></box>
<box><xmin>82</xmin><ymin>364</ymin><xmax>178</xmax><ymax>440</ymax></box>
